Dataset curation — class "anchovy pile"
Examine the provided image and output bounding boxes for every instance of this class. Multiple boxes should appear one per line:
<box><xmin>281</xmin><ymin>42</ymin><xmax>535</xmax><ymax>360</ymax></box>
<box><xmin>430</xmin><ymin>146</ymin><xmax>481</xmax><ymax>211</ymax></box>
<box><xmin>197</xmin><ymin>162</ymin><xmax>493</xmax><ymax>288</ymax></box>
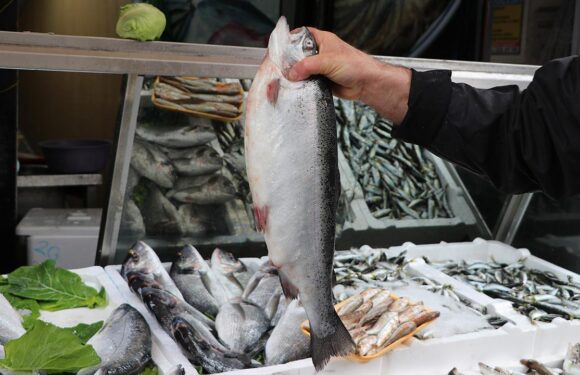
<box><xmin>432</xmin><ymin>259</ymin><xmax>580</xmax><ymax>322</ymax></box>
<box><xmin>333</xmin><ymin>247</ymin><xmax>507</xmax><ymax>329</ymax></box>
<box><xmin>335</xmin><ymin>98</ymin><xmax>453</xmax><ymax>220</ymax></box>
<box><xmin>334</xmin><ymin>288</ymin><xmax>439</xmax><ymax>356</ymax></box>
<box><xmin>121</xmin><ymin>241</ymin><xmax>311</xmax><ymax>374</ymax></box>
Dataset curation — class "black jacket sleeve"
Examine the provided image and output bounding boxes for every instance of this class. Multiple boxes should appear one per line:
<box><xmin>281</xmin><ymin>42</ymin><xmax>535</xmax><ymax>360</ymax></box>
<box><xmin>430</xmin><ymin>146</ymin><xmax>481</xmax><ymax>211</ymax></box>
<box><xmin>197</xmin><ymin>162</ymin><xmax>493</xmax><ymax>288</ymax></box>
<box><xmin>391</xmin><ymin>56</ymin><xmax>580</xmax><ymax>199</ymax></box>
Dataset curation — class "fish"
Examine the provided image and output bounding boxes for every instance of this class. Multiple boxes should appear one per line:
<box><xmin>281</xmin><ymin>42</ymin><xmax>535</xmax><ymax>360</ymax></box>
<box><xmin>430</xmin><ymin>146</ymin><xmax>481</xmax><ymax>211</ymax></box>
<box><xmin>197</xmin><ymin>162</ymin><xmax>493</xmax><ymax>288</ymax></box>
<box><xmin>357</xmin><ymin>335</ymin><xmax>377</xmax><ymax>356</ymax></box>
<box><xmin>140</xmin><ymin>182</ymin><xmax>183</xmax><ymax>235</ymax></box>
<box><xmin>519</xmin><ymin>359</ymin><xmax>554</xmax><ymax>375</ymax></box>
<box><xmin>167</xmin><ymin>174</ymin><xmax>237</xmax><ymax>205</ymax></box>
<box><xmin>173</xmin><ymin>77</ymin><xmax>242</xmax><ymax>95</ymax></box>
<box><xmin>140</xmin><ymin>287</ymin><xmax>216</xmax><ymax>334</ymax></box>
<box><xmin>0</xmin><ymin>294</ymin><xmax>25</xmax><ymax>345</ymax></box>
<box><xmin>124</xmin><ymin>271</ymin><xmax>162</xmax><ymax>295</ymax></box>
<box><xmin>478</xmin><ymin>363</ymin><xmax>513</xmax><ymax>375</ymax></box>
<box><xmin>359</xmin><ymin>290</ymin><xmax>394</xmax><ymax>325</ymax></box>
<box><xmin>172</xmin><ymin>316</ymin><xmax>247</xmax><ymax>373</ymax></box>
<box><xmin>366</xmin><ymin>311</ymin><xmax>398</xmax><ymax>335</ymax></box>
<box><xmin>135</xmin><ymin>121</ymin><xmax>216</xmax><ymax>148</ymax></box>
<box><xmin>170</xmin><ymin>245</ymin><xmax>221</xmax><ymax>317</ymax></box>
<box><xmin>120</xmin><ymin>199</ymin><xmax>146</xmax><ymax>237</ymax></box>
<box><xmin>121</xmin><ymin>241</ymin><xmax>185</xmax><ymax>300</ymax></box>
<box><xmin>244</xmin><ymin>16</ymin><xmax>355</xmax><ymax>370</ymax></box>
<box><xmin>564</xmin><ymin>343</ymin><xmax>580</xmax><ymax>375</ymax></box>
<box><xmin>211</xmin><ymin>249</ymin><xmax>246</xmax><ymax>299</ymax></box>
<box><xmin>78</xmin><ymin>304</ymin><xmax>151</xmax><ymax>375</ymax></box>
<box><xmin>266</xmin><ymin>293</ymin><xmax>287</xmax><ymax>326</ymax></box>
<box><xmin>265</xmin><ymin>300</ymin><xmax>310</xmax><ymax>365</ymax></box>
<box><xmin>163</xmin><ymin>146</ymin><xmax>223</xmax><ymax>177</ymax></box>
<box><xmin>131</xmin><ymin>139</ymin><xmax>177</xmax><ymax>189</ymax></box>
<box><xmin>126</xmin><ymin>167</ymin><xmax>141</xmax><ymax>194</ymax></box>
<box><xmin>337</xmin><ymin>294</ymin><xmax>364</xmax><ymax>316</ymax></box>
<box><xmin>215</xmin><ymin>300</ymin><xmax>270</xmax><ymax>354</ymax></box>
<box><xmin>374</xmin><ymin>314</ymin><xmax>400</xmax><ymax>347</ymax></box>
<box><xmin>177</xmin><ymin>204</ymin><xmax>212</xmax><ymax>235</ymax></box>
<box><xmin>182</xmin><ymin>103</ymin><xmax>241</xmax><ymax>118</ymax></box>
<box><xmin>375</xmin><ymin>321</ymin><xmax>416</xmax><ymax>353</ymax></box>
<box><xmin>387</xmin><ymin>297</ymin><xmax>411</xmax><ymax>312</ymax></box>
<box><xmin>242</xmin><ymin>264</ymin><xmax>282</xmax><ymax>310</ymax></box>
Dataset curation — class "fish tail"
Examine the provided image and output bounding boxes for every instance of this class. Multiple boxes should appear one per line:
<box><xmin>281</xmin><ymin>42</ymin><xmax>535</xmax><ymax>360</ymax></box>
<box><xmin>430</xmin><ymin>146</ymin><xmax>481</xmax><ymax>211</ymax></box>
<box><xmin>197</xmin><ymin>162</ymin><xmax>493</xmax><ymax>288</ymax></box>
<box><xmin>310</xmin><ymin>310</ymin><xmax>355</xmax><ymax>371</ymax></box>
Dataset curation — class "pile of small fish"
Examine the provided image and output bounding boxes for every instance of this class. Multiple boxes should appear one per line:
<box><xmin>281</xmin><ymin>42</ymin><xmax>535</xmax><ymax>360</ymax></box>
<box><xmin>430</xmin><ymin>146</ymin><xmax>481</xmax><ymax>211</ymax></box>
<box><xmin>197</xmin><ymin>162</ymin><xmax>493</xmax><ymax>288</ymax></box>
<box><xmin>121</xmin><ymin>241</ymin><xmax>310</xmax><ymax>374</ymax></box>
<box><xmin>449</xmin><ymin>342</ymin><xmax>580</xmax><ymax>374</ymax></box>
<box><xmin>335</xmin><ymin>98</ymin><xmax>453</xmax><ymax>220</ymax></box>
<box><xmin>153</xmin><ymin>76</ymin><xmax>243</xmax><ymax>119</ymax></box>
<box><xmin>122</xmin><ymin>108</ymin><xmax>238</xmax><ymax>237</ymax></box>
<box><xmin>332</xmin><ymin>288</ymin><xmax>439</xmax><ymax>356</ymax></box>
<box><xmin>432</xmin><ymin>258</ymin><xmax>580</xmax><ymax>322</ymax></box>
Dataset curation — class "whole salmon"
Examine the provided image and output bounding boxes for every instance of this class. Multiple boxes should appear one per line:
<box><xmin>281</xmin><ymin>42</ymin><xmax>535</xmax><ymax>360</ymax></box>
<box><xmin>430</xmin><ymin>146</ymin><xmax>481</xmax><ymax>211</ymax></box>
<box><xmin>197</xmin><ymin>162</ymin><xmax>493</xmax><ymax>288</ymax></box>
<box><xmin>244</xmin><ymin>16</ymin><xmax>355</xmax><ymax>370</ymax></box>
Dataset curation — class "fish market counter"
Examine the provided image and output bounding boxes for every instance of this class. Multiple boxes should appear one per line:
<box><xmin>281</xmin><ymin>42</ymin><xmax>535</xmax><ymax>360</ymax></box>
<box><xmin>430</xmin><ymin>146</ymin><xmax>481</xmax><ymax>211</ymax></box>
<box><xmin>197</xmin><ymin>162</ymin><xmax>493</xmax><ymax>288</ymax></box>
<box><xmin>2</xmin><ymin>239</ymin><xmax>578</xmax><ymax>374</ymax></box>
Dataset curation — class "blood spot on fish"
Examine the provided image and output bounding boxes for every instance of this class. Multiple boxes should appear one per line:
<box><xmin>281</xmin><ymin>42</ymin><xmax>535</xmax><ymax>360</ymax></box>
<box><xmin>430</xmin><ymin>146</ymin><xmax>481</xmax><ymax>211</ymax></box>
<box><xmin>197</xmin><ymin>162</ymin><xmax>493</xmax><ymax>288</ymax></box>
<box><xmin>253</xmin><ymin>206</ymin><xmax>269</xmax><ymax>233</ymax></box>
<box><xmin>266</xmin><ymin>79</ymin><xmax>280</xmax><ymax>105</ymax></box>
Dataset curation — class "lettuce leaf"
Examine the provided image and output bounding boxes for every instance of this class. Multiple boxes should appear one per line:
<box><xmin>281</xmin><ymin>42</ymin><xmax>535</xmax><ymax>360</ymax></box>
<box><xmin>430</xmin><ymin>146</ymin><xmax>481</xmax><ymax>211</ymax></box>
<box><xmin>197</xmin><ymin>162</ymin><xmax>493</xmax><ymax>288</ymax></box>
<box><xmin>65</xmin><ymin>321</ymin><xmax>103</xmax><ymax>344</ymax></box>
<box><xmin>140</xmin><ymin>365</ymin><xmax>159</xmax><ymax>375</ymax></box>
<box><xmin>7</xmin><ymin>260</ymin><xmax>106</xmax><ymax>311</ymax></box>
<box><xmin>0</xmin><ymin>320</ymin><xmax>100</xmax><ymax>372</ymax></box>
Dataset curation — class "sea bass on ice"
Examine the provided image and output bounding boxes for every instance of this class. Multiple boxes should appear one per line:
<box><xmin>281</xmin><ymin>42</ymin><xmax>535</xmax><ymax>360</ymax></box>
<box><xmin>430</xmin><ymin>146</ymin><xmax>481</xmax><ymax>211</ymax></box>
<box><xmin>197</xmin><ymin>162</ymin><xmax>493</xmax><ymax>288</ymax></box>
<box><xmin>244</xmin><ymin>16</ymin><xmax>355</xmax><ymax>370</ymax></box>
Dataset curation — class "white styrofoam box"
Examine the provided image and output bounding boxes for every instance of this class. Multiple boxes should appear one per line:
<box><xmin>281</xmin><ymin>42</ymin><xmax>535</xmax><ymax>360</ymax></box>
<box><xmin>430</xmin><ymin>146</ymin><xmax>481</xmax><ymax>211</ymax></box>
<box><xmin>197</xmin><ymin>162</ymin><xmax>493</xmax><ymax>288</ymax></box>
<box><xmin>105</xmin><ymin>265</ymin><xmax>197</xmax><ymax>375</ymax></box>
<box><xmin>36</xmin><ymin>266</ymin><xmax>183</xmax><ymax>374</ymax></box>
<box><xmin>16</xmin><ymin>208</ymin><xmax>101</xmax><ymax>269</ymax></box>
<box><xmin>386</xmin><ymin>238</ymin><xmax>580</xmax><ymax>366</ymax></box>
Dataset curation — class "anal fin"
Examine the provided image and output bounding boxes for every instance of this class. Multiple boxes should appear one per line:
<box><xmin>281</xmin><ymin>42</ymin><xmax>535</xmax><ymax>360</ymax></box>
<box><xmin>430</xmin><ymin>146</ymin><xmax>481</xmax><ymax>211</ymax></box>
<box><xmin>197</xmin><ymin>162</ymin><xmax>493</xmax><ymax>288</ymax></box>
<box><xmin>278</xmin><ymin>270</ymin><xmax>299</xmax><ymax>300</ymax></box>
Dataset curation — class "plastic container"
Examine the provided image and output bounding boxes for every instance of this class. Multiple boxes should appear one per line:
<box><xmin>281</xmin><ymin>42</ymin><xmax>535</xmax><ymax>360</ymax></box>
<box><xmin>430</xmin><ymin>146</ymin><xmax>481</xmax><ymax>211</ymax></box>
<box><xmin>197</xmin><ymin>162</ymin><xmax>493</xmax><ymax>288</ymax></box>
<box><xmin>337</xmin><ymin>152</ymin><xmax>481</xmax><ymax>248</ymax></box>
<box><xmin>16</xmin><ymin>208</ymin><xmax>101</xmax><ymax>269</ymax></box>
<box><xmin>40</xmin><ymin>139</ymin><xmax>110</xmax><ymax>173</ymax></box>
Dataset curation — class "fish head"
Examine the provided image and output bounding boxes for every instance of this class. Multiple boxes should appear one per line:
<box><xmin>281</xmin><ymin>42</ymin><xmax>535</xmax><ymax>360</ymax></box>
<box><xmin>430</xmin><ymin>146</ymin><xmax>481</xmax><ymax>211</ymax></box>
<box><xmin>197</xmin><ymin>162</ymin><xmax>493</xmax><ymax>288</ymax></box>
<box><xmin>195</xmin><ymin>147</ymin><xmax>222</xmax><ymax>168</ymax></box>
<box><xmin>268</xmin><ymin>16</ymin><xmax>318</xmax><ymax>76</ymax></box>
<box><xmin>211</xmin><ymin>248</ymin><xmax>245</xmax><ymax>274</ymax></box>
<box><xmin>141</xmin><ymin>287</ymin><xmax>178</xmax><ymax>316</ymax></box>
<box><xmin>122</xmin><ymin>241</ymin><xmax>159</xmax><ymax>275</ymax></box>
<box><xmin>126</xmin><ymin>271</ymin><xmax>162</xmax><ymax>294</ymax></box>
<box><xmin>175</xmin><ymin>244</ymin><xmax>207</xmax><ymax>272</ymax></box>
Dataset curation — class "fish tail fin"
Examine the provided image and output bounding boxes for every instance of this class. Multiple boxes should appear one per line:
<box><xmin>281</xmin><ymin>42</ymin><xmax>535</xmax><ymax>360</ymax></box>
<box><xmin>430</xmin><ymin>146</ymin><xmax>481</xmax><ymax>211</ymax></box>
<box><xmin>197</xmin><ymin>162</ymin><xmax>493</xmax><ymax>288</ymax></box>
<box><xmin>310</xmin><ymin>310</ymin><xmax>355</xmax><ymax>371</ymax></box>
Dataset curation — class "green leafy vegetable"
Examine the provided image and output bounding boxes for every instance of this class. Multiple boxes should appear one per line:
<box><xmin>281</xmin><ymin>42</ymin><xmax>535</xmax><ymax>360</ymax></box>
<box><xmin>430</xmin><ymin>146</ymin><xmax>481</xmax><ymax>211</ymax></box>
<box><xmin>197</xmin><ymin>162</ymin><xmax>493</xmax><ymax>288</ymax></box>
<box><xmin>7</xmin><ymin>260</ymin><xmax>106</xmax><ymax>311</ymax></box>
<box><xmin>0</xmin><ymin>320</ymin><xmax>100</xmax><ymax>373</ymax></box>
<box><xmin>140</xmin><ymin>364</ymin><xmax>159</xmax><ymax>375</ymax></box>
<box><xmin>116</xmin><ymin>3</ymin><xmax>166</xmax><ymax>41</ymax></box>
<box><xmin>65</xmin><ymin>321</ymin><xmax>103</xmax><ymax>344</ymax></box>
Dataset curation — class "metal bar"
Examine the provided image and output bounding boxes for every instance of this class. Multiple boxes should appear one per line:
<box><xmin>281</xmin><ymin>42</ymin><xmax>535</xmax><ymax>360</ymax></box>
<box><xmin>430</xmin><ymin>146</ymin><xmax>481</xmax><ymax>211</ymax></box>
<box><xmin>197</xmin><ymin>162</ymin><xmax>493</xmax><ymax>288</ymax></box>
<box><xmin>17</xmin><ymin>174</ymin><xmax>102</xmax><ymax>187</ymax></box>
<box><xmin>96</xmin><ymin>74</ymin><xmax>143</xmax><ymax>266</ymax></box>
<box><xmin>0</xmin><ymin>31</ymin><xmax>539</xmax><ymax>79</ymax></box>
<box><xmin>573</xmin><ymin>0</ymin><xmax>580</xmax><ymax>55</ymax></box>
<box><xmin>493</xmin><ymin>193</ymin><xmax>534</xmax><ymax>244</ymax></box>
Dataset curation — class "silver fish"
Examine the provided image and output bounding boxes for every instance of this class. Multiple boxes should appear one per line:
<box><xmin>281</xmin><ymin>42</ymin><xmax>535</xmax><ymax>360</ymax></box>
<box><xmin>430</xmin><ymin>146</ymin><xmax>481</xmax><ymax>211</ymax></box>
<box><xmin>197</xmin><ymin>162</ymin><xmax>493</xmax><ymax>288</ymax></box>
<box><xmin>135</xmin><ymin>121</ymin><xmax>216</xmax><ymax>148</ymax></box>
<box><xmin>177</xmin><ymin>205</ymin><xmax>211</xmax><ymax>235</ymax></box>
<box><xmin>211</xmin><ymin>249</ymin><xmax>245</xmax><ymax>300</ymax></box>
<box><xmin>121</xmin><ymin>241</ymin><xmax>185</xmax><ymax>300</ymax></box>
<box><xmin>564</xmin><ymin>343</ymin><xmax>580</xmax><ymax>375</ymax></box>
<box><xmin>78</xmin><ymin>304</ymin><xmax>151</xmax><ymax>375</ymax></box>
<box><xmin>163</xmin><ymin>146</ymin><xmax>223</xmax><ymax>177</ymax></box>
<box><xmin>265</xmin><ymin>300</ymin><xmax>310</xmax><ymax>365</ymax></box>
<box><xmin>140</xmin><ymin>182</ymin><xmax>183</xmax><ymax>235</ymax></box>
<box><xmin>167</xmin><ymin>174</ymin><xmax>237</xmax><ymax>205</ymax></box>
<box><xmin>244</xmin><ymin>16</ymin><xmax>355</xmax><ymax>370</ymax></box>
<box><xmin>131</xmin><ymin>140</ymin><xmax>176</xmax><ymax>189</ymax></box>
<box><xmin>170</xmin><ymin>245</ymin><xmax>220</xmax><ymax>317</ymax></box>
<box><xmin>174</xmin><ymin>77</ymin><xmax>241</xmax><ymax>95</ymax></box>
<box><xmin>242</xmin><ymin>264</ymin><xmax>282</xmax><ymax>310</ymax></box>
<box><xmin>0</xmin><ymin>294</ymin><xmax>25</xmax><ymax>345</ymax></box>
<box><xmin>215</xmin><ymin>300</ymin><xmax>270</xmax><ymax>354</ymax></box>
<box><xmin>120</xmin><ymin>199</ymin><xmax>145</xmax><ymax>237</ymax></box>
<box><xmin>182</xmin><ymin>103</ymin><xmax>241</xmax><ymax>117</ymax></box>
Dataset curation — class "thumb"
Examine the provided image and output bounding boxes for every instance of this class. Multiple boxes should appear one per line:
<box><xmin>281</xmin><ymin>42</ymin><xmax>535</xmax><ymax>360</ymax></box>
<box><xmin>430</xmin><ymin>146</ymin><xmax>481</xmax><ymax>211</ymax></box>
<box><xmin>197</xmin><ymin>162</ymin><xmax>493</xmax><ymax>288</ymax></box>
<box><xmin>288</xmin><ymin>54</ymin><xmax>332</xmax><ymax>81</ymax></box>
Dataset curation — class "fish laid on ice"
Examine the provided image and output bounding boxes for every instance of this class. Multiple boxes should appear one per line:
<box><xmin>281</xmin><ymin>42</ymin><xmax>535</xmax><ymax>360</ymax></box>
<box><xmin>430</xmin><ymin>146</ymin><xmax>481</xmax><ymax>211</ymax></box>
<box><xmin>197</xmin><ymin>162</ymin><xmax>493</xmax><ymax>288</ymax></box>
<box><xmin>140</xmin><ymin>182</ymin><xmax>183</xmax><ymax>235</ymax></box>
<box><xmin>265</xmin><ymin>300</ymin><xmax>310</xmax><ymax>365</ymax></box>
<box><xmin>162</xmin><ymin>146</ymin><xmax>223</xmax><ymax>176</ymax></box>
<box><xmin>242</xmin><ymin>264</ymin><xmax>282</xmax><ymax>310</ymax></box>
<box><xmin>244</xmin><ymin>16</ymin><xmax>355</xmax><ymax>370</ymax></box>
<box><xmin>211</xmin><ymin>249</ymin><xmax>246</xmax><ymax>299</ymax></box>
<box><xmin>78</xmin><ymin>304</ymin><xmax>151</xmax><ymax>375</ymax></box>
<box><xmin>215</xmin><ymin>300</ymin><xmax>270</xmax><ymax>354</ymax></box>
<box><xmin>131</xmin><ymin>140</ymin><xmax>176</xmax><ymax>189</ymax></box>
<box><xmin>170</xmin><ymin>245</ymin><xmax>221</xmax><ymax>317</ymax></box>
<box><xmin>135</xmin><ymin>121</ymin><xmax>216</xmax><ymax>148</ymax></box>
<box><xmin>565</xmin><ymin>343</ymin><xmax>580</xmax><ymax>375</ymax></box>
<box><xmin>121</xmin><ymin>241</ymin><xmax>185</xmax><ymax>300</ymax></box>
<box><xmin>167</xmin><ymin>175</ymin><xmax>237</xmax><ymax>205</ymax></box>
<box><xmin>0</xmin><ymin>294</ymin><xmax>25</xmax><ymax>345</ymax></box>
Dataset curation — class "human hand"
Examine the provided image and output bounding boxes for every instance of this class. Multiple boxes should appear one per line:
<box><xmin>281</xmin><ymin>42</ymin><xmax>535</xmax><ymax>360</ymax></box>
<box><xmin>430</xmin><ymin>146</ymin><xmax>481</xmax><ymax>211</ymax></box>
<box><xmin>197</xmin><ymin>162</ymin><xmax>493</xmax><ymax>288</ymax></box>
<box><xmin>288</xmin><ymin>28</ymin><xmax>411</xmax><ymax>124</ymax></box>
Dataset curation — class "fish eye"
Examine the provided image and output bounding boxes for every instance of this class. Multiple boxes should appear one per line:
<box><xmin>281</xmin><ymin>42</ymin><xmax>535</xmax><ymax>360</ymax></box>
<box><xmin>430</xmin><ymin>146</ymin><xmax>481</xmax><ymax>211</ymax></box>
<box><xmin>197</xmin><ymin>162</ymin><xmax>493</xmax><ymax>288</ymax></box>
<box><xmin>303</xmin><ymin>38</ymin><xmax>314</xmax><ymax>51</ymax></box>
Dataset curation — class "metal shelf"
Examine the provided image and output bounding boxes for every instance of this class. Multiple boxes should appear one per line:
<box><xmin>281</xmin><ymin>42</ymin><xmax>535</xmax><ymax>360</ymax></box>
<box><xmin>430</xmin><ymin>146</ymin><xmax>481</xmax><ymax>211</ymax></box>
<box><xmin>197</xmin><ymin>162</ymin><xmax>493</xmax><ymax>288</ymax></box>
<box><xmin>17</xmin><ymin>174</ymin><xmax>102</xmax><ymax>188</ymax></box>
